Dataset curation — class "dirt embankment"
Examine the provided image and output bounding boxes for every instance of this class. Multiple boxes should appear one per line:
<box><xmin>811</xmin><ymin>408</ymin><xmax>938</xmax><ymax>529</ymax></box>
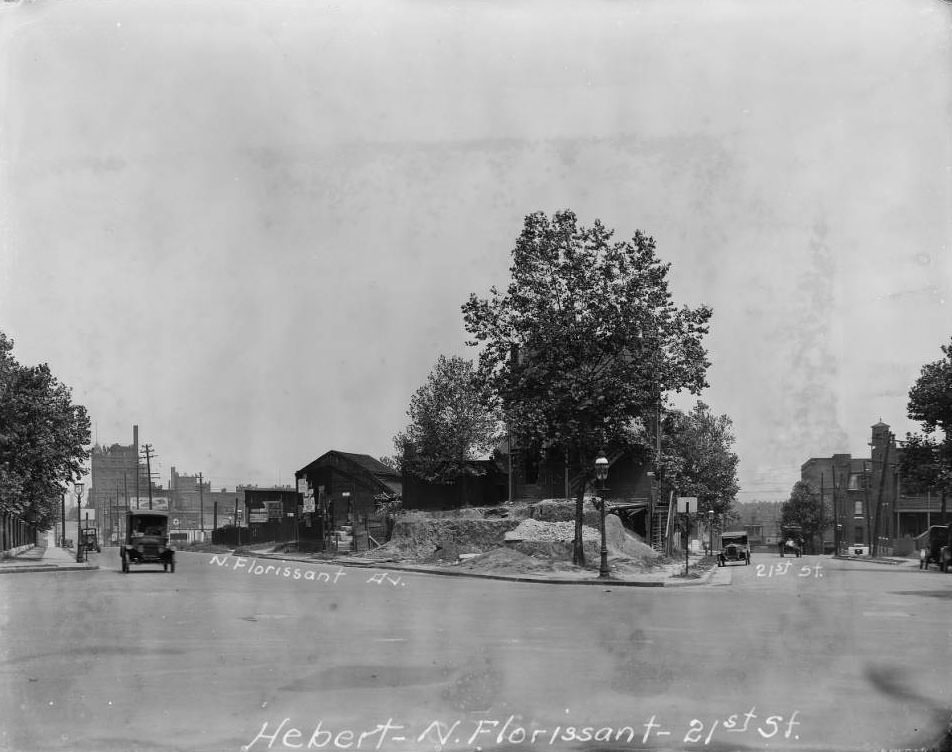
<box><xmin>365</xmin><ymin>499</ymin><xmax>664</xmax><ymax>574</ymax></box>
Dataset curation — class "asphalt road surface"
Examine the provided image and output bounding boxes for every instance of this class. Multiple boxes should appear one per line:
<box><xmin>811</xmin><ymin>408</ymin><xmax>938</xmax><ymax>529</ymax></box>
<box><xmin>0</xmin><ymin>551</ymin><xmax>949</xmax><ymax>752</ymax></box>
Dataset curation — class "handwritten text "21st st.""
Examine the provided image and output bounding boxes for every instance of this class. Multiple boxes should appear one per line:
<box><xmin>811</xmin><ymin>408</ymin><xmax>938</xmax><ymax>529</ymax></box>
<box><xmin>756</xmin><ymin>562</ymin><xmax>823</xmax><ymax>578</ymax></box>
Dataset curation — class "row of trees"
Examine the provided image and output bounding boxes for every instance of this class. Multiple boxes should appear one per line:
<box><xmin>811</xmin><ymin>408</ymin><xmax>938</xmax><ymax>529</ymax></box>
<box><xmin>0</xmin><ymin>331</ymin><xmax>90</xmax><ymax>532</ymax></box>
<box><xmin>899</xmin><ymin>337</ymin><xmax>952</xmax><ymax>517</ymax></box>
<box><xmin>390</xmin><ymin>210</ymin><xmax>740</xmax><ymax>564</ymax></box>
<box><xmin>781</xmin><ymin>336</ymin><xmax>952</xmax><ymax>547</ymax></box>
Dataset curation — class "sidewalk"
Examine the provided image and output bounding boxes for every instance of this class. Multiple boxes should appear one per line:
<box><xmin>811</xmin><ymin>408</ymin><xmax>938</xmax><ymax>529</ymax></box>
<box><xmin>242</xmin><ymin>549</ymin><xmax>722</xmax><ymax>587</ymax></box>
<box><xmin>0</xmin><ymin>533</ymin><xmax>99</xmax><ymax>574</ymax></box>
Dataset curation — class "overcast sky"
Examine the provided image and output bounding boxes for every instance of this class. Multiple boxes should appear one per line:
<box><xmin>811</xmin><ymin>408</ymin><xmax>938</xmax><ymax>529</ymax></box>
<box><xmin>1</xmin><ymin>0</ymin><xmax>950</xmax><ymax>500</ymax></box>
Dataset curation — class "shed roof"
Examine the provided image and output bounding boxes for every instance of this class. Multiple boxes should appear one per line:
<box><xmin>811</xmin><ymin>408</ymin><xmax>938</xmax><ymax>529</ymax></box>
<box><xmin>296</xmin><ymin>451</ymin><xmax>402</xmax><ymax>497</ymax></box>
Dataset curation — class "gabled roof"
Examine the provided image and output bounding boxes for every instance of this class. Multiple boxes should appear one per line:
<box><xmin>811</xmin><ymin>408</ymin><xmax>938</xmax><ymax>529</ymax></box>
<box><xmin>296</xmin><ymin>451</ymin><xmax>402</xmax><ymax>496</ymax></box>
<box><xmin>334</xmin><ymin>452</ymin><xmax>400</xmax><ymax>479</ymax></box>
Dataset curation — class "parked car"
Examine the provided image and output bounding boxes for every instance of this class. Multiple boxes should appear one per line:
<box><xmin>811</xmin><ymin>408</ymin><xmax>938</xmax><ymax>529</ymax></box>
<box><xmin>779</xmin><ymin>525</ymin><xmax>804</xmax><ymax>557</ymax></box>
<box><xmin>81</xmin><ymin>528</ymin><xmax>101</xmax><ymax>554</ymax></box>
<box><xmin>120</xmin><ymin>511</ymin><xmax>175</xmax><ymax>573</ymax></box>
<box><xmin>718</xmin><ymin>531</ymin><xmax>750</xmax><ymax>566</ymax></box>
<box><xmin>916</xmin><ymin>525</ymin><xmax>951</xmax><ymax>571</ymax></box>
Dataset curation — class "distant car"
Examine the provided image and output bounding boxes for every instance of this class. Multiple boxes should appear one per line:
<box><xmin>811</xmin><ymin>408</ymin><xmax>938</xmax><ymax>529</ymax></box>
<box><xmin>718</xmin><ymin>531</ymin><xmax>750</xmax><ymax>566</ymax></box>
<box><xmin>779</xmin><ymin>525</ymin><xmax>803</xmax><ymax>558</ymax></box>
<box><xmin>120</xmin><ymin>510</ymin><xmax>175</xmax><ymax>573</ymax></box>
<box><xmin>81</xmin><ymin>528</ymin><xmax>101</xmax><ymax>554</ymax></box>
<box><xmin>917</xmin><ymin>525</ymin><xmax>951</xmax><ymax>571</ymax></box>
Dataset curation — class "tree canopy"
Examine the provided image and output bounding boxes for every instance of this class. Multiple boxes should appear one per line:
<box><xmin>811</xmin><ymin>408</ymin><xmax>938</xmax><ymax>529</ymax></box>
<box><xmin>392</xmin><ymin>355</ymin><xmax>501</xmax><ymax>483</ymax></box>
<box><xmin>462</xmin><ymin>210</ymin><xmax>712</xmax><ymax>562</ymax></box>
<box><xmin>907</xmin><ymin>336</ymin><xmax>952</xmax><ymax>437</ymax></box>
<box><xmin>905</xmin><ymin>337</ymin><xmax>952</xmax><ymax>519</ymax></box>
<box><xmin>0</xmin><ymin>332</ymin><xmax>90</xmax><ymax>529</ymax></box>
<box><xmin>463</xmin><ymin>210</ymin><xmax>711</xmax><ymax>463</ymax></box>
<box><xmin>898</xmin><ymin>432</ymin><xmax>951</xmax><ymax>496</ymax></box>
<box><xmin>660</xmin><ymin>402</ymin><xmax>740</xmax><ymax>518</ymax></box>
<box><xmin>780</xmin><ymin>481</ymin><xmax>830</xmax><ymax>548</ymax></box>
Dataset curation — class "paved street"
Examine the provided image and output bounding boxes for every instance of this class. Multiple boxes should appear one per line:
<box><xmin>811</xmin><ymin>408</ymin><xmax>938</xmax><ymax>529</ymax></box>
<box><xmin>0</xmin><ymin>551</ymin><xmax>949</xmax><ymax>752</ymax></box>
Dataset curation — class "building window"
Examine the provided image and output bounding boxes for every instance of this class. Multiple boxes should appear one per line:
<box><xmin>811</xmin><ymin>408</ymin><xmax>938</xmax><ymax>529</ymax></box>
<box><xmin>848</xmin><ymin>474</ymin><xmax>865</xmax><ymax>491</ymax></box>
<box><xmin>854</xmin><ymin>500</ymin><xmax>863</xmax><ymax>516</ymax></box>
<box><xmin>854</xmin><ymin>526</ymin><xmax>864</xmax><ymax>543</ymax></box>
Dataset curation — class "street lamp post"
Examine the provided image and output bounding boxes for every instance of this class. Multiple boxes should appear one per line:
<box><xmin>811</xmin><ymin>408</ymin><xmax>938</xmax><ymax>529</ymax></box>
<box><xmin>594</xmin><ymin>452</ymin><xmax>610</xmax><ymax>579</ymax></box>
<box><xmin>708</xmin><ymin>509</ymin><xmax>714</xmax><ymax>557</ymax></box>
<box><xmin>74</xmin><ymin>482</ymin><xmax>85</xmax><ymax>563</ymax></box>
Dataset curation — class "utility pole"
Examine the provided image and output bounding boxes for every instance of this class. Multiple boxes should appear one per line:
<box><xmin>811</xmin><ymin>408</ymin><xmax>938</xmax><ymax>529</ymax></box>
<box><xmin>198</xmin><ymin>472</ymin><xmax>205</xmax><ymax>540</ymax></box>
<box><xmin>115</xmin><ymin>483</ymin><xmax>120</xmax><ymax>546</ymax></box>
<box><xmin>141</xmin><ymin>444</ymin><xmax>155</xmax><ymax>510</ymax></box>
<box><xmin>61</xmin><ymin>491</ymin><xmax>66</xmax><ymax>547</ymax></box>
<box><xmin>863</xmin><ymin>461</ymin><xmax>872</xmax><ymax>551</ymax></box>
<box><xmin>872</xmin><ymin>436</ymin><xmax>892</xmax><ymax>557</ymax></box>
<box><xmin>832</xmin><ymin>471</ymin><xmax>840</xmax><ymax>557</ymax></box>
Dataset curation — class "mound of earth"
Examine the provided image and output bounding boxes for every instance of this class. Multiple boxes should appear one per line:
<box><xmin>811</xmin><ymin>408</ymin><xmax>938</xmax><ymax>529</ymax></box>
<box><xmin>457</xmin><ymin>548</ymin><xmax>556</xmax><ymax>574</ymax></box>
<box><xmin>503</xmin><ymin>515</ymin><xmax>662</xmax><ymax>570</ymax></box>
<box><xmin>527</xmin><ymin>498</ymin><xmax>601</xmax><ymax>527</ymax></box>
<box><xmin>361</xmin><ymin>515</ymin><xmax>522</xmax><ymax>562</ymax></box>
<box><xmin>359</xmin><ymin>503</ymin><xmax>664</xmax><ymax>573</ymax></box>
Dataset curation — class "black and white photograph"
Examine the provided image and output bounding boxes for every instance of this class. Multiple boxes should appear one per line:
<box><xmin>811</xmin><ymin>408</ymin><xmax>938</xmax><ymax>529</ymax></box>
<box><xmin>1</xmin><ymin>1</ymin><xmax>950</xmax><ymax>750</ymax></box>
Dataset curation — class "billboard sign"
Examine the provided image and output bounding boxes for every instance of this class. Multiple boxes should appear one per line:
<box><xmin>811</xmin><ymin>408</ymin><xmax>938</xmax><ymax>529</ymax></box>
<box><xmin>132</xmin><ymin>497</ymin><xmax>169</xmax><ymax>511</ymax></box>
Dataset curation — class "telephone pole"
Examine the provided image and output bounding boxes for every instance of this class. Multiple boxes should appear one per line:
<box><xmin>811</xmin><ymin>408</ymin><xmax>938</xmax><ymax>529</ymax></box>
<box><xmin>198</xmin><ymin>472</ymin><xmax>205</xmax><ymax>539</ymax></box>
<box><xmin>141</xmin><ymin>444</ymin><xmax>156</xmax><ymax>510</ymax></box>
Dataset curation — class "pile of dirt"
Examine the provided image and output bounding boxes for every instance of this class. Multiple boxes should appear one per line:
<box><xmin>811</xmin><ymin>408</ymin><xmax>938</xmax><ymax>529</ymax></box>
<box><xmin>604</xmin><ymin>516</ymin><xmax>661</xmax><ymax>561</ymax></box>
<box><xmin>527</xmin><ymin>498</ymin><xmax>600</xmax><ymax>527</ymax></box>
<box><xmin>365</xmin><ymin>516</ymin><xmax>522</xmax><ymax>562</ymax></box>
<box><xmin>503</xmin><ymin>515</ymin><xmax>662</xmax><ymax>570</ymax></box>
<box><xmin>457</xmin><ymin>548</ymin><xmax>556</xmax><ymax>574</ymax></box>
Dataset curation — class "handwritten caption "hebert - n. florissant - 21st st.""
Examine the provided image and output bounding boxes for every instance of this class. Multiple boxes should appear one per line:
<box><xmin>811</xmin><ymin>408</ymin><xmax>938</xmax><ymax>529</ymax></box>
<box><xmin>208</xmin><ymin>555</ymin><xmax>407</xmax><ymax>587</ymax></box>
<box><xmin>242</xmin><ymin>710</ymin><xmax>802</xmax><ymax>751</ymax></box>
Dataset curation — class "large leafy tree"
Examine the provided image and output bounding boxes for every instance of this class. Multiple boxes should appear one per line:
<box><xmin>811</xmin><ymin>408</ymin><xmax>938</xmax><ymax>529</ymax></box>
<box><xmin>660</xmin><ymin>401</ymin><xmax>740</xmax><ymax>519</ymax></box>
<box><xmin>905</xmin><ymin>337</ymin><xmax>952</xmax><ymax>523</ymax></box>
<box><xmin>780</xmin><ymin>481</ymin><xmax>830</xmax><ymax>552</ymax></box>
<box><xmin>0</xmin><ymin>332</ymin><xmax>91</xmax><ymax>530</ymax></box>
<box><xmin>462</xmin><ymin>210</ymin><xmax>712</xmax><ymax>564</ymax></box>
<box><xmin>393</xmin><ymin>355</ymin><xmax>501</xmax><ymax>483</ymax></box>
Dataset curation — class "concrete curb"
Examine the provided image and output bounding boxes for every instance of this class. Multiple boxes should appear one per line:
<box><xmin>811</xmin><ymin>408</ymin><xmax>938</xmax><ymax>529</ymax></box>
<box><xmin>244</xmin><ymin>552</ymin><xmax>718</xmax><ymax>588</ymax></box>
<box><xmin>0</xmin><ymin>564</ymin><xmax>99</xmax><ymax>574</ymax></box>
<box><xmin>834</xmin><ymin>555</ymin><xmax>915</xmax><ymax>567</ymax></box>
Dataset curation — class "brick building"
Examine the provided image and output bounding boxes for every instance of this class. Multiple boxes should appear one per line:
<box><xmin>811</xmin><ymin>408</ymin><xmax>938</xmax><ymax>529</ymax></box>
<box><xmin>800</xmin><ymin>420</ymin><xmax>946</xmax><ymax>554</ymax></box>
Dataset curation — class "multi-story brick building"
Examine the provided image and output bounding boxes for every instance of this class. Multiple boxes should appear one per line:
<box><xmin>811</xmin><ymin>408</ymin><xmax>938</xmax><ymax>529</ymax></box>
<box><xmin>88</xmin><ymin>425</ymin><xmax>148</xmax><ymax>543</ymax></box>
<box><xmin>801</xmin><ymin>420</ymin><xmax>946</xmax><ymax>554</ymax></box>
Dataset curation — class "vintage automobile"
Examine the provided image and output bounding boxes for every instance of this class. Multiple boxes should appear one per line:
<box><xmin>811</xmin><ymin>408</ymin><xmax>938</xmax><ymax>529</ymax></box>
<box><xmin>779</xmin><ymin>525</ymin><xmax>804</xmax><ymax>557</ymax></box>
<box><xmin>81</xmin><ymin>528</ymin><xmax>101</xmax><ymax>554</ymax></box>
<box><xmin>718</xmin><ymin>531</ymin><xmax>750</xmax><ymax>566</ymax></box>
<box><xmin>120</xmin><ymin>510</ymin><xmax>175</xmax><ymax>573</ymax></box>
<box><xmin>917</xmin><ymin>524</ymin><xmax>952</xmax><ymax>571</ymax></box>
